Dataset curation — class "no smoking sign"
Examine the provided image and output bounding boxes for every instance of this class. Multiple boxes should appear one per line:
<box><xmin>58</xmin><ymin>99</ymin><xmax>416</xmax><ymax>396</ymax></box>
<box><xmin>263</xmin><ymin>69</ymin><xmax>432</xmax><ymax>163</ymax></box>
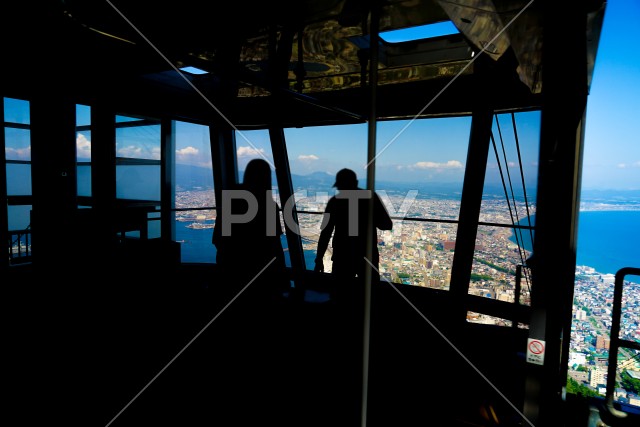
<box><xmin>526</xmin><ymin>338</ymin><xmax>546</xmax><ymax>365</ymax></box>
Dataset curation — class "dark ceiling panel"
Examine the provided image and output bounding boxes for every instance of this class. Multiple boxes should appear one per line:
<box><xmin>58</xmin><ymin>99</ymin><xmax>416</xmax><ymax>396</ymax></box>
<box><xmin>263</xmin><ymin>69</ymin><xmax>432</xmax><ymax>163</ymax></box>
<box><xmin>2</xmin><ymin>0</ymin><xmax>604</xmax><ymax>127</ymax></box>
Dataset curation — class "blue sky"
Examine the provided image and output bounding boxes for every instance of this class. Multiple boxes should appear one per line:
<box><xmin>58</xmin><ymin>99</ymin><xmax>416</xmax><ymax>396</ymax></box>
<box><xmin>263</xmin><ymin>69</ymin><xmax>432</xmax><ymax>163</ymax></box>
<box><xmin>5</xmin><ymin>1</ymin><xmax>638</xmax><ymax>192</ymax></box>
<box><xmin>581</xmin><ymin>0</ymin><xmax>640</xmax><ymax>191</ymax></box>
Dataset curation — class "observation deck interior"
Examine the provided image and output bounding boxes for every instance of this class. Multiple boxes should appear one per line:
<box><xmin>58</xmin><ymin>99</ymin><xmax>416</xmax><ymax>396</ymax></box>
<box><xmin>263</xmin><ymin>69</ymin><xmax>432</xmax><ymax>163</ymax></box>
<box><xmin>4</xmin><ymin>1</ymin><xmax>637</xmax><ymax>426</ymax></box>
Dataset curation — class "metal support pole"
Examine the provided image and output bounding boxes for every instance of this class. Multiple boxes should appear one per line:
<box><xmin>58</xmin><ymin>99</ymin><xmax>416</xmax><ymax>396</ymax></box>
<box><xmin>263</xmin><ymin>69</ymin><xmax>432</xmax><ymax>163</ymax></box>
<box><xmin>362</xmin><ymin>4</ymin><xmax>380</xmax><ymax>427</ymax></box>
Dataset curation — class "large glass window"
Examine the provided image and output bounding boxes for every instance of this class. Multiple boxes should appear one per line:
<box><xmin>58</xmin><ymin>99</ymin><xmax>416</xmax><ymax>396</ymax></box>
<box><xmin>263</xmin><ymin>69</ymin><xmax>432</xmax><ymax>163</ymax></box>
<box><xmin>570</xmin><ymin>235</ymin><xmax>640</xmax><ymax>402</ymax></box>
<box><xmin>284</xmin><ymin>123</ymin><xmax>368</xmax><ymax>270</ymax></box>
<box><xmin>115</xmin><ymin>114</ymin><xmax>161</xmax><ymax>239</ymax></box>
<box><xmin>76</xmin><ymin>104</ymin><xmax>91</xmax><ymax>203</ymax></box>
<box><xmin>283</xmin><ymin>118</ymin><xmax>472</xmax><ymax>278</ymax></box>
<box><xmin>4</xmin><ymin>97</ymin><xmax>32</xmax><ymax>263</ymax></box>
<box><xmin>174</xmin><ymin>121</ymin><xmax>216</xmax><ymax>263</ymax></box>
<box><xmin>5</xmin><ymin>127</ymin><xmax>31</xmax><ymax>197</ymax></box>
<box><xmin>375</xmin><ymin>117</ymin><xmax>471</xmax><ymax>288</ymax></box>
<box><xmin>466</xmin><ymin>111</ymin><xmax>540</xmax><ymax>325</ymax></box>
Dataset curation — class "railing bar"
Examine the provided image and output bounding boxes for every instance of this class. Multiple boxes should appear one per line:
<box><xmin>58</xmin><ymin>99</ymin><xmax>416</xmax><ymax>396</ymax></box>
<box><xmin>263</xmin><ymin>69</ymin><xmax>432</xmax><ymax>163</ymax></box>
<box><xmin>295</xmin><ymin>209</ymin><xmax>534</xmax><ymax>230</ymax></box>
<box><xmin>617</xmin><ymin>339</ymin><xmax>640</xmax><ymax>352</ymax></box>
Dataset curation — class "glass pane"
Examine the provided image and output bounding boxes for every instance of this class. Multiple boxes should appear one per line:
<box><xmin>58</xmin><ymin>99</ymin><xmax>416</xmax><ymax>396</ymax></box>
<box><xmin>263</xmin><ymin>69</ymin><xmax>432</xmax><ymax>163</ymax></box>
<box><xmin>176</xmin><ymin>210</ymin><xmax>217</xmax><ymax>263</ymax></box>
<box><xmin>466</xmin><ymin>311</ymin><xmax>513</xmax><ymax>327</ymax></box>
<box><xmin>378</xmin><ymin>220</ymin><xmax>457</xmax><ymax>289</ymax></box>
<box><xmin>235</xmin><ymin>129</ymin><xmax>280</xmax><ymax>203</ymax></box>
<box><xmin>116</xmin><ymin>122</ymin><xmax>161</xmax><ymax>161</ymax></box>
<box><xmin>621</xmin><ymin>273</ymin><xmax>640</xmax><ymax>344</ymax></box>
<box><xmin>77</xmin><ymin>128</ymin><xmax>92</xmax><ymax>162</ymax></box>
<box><xmin>235</xmin><ymin>129</ymin><xmax>275</xmax><ymax>171</ymax></box>
<box><xmin>284</xmin><ymin>123</ymin><xmax>368</xmax><ymax>207</ymax></box>
<box><xmin>569</xmin><ymin>271</ymin><xmax>640</xmax><ymax>403</ymax></box>
<box><xmin>380</xmin><ymin>21</ymin><xmax>460</xmax><ymax>43</ymax></box>
<box><xmin>4</xmin><ymin>97</ymin><xmax>30</xmax><ymax>124</ymax></box>
<box><xmin>469</xmin><ymin>111</ymin><xmax>539</xmax><ymax>305</ymax></box>
<box><xmin>175</xmin><ymin>121</ymin><xmax>214</xmax><ymax>203</ymax></box>
<box><xmin>6</xmin><ymin>163</ymin><xmax>32</xmax><ymax>196</ymax></box>
<box><xmin>76</xmin><ymin>104</ymin><xmax>91</xmax><ymax>127</ymax></box>
<box><xmin>148</xmin><ymin>215</ymin><xmax>161</xmax><ymax>240</ymax></box>
<box><xmin>296</xmin><ymin>211</ymin><xmax>325</xmax><ymax>270</ymax></box>
<box><xmin>116</xmin><ymin>164</ymin><xmax>160</xmax><ymax>200</ymax></box>
<box><xmin>480</xmin><ymin>111</ymin><xmax>540</xmax><ymax>226</ymax></box>
<box><xmin>8</xmin><ymin>205</ymin><xmax>31</xmax><ymax>230</ymax></box>
<box><xmin>115</xmin><ymin>115</ymin><xmax>145</xmax><ymax>123</ymax></box>
<box><xmin>615</xmin><ymin>275</ymin><xmax>639</xmax><ymax>403</ymax></box>
<box><xmin>283</xmin><ymin>124</ymin><xmax>368</xmax><ymax>270</ymax></box>
<box><xmin>77</xmin><ymin>165</ymin><xmax>92</xmax><ymax>198</ymax></box>
<box><xmin>115</xmin><ymin>116</ymin><xmax>161</xmax><ymax>201</ymax></box>
<box><xmin>374</xmin><ymin>117</ymin><xmax>470</xmax><ymax>286</ymax></box>
<box><xmin>8</xmin><ymin>204</ymin><xmax>31</xmax><ymax>263</ymax></box>
<box><xmin>375</xmin><ymin>116</ymin><xmax>471</xmax><ymax>221</ymax></box>
<box><xmin>5</xmin><ymin>127</ymin><xmax>31</xmax><ymax>161</ymax></box>
<box><xmin>174</xmin><ymin>121</ymin><xmax>215</xmax><ymax>263</ymax></box>
<box><xmin>77</xmin><ymin>104</ymin><xmax>91</xmax><ymax>199</ymax></box>
<box><xmin>470</xmin><ymin>224</ymin><xmax>532</xmax><ymax>305</ymax></box>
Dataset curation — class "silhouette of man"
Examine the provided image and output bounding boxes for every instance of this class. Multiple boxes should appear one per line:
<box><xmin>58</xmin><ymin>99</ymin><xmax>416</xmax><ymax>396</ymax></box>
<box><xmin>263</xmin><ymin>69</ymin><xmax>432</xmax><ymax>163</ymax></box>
<box><xmin>314</xmin><ymin>168</ymin><xmax>392</xmax><ymax>282</ymax></box>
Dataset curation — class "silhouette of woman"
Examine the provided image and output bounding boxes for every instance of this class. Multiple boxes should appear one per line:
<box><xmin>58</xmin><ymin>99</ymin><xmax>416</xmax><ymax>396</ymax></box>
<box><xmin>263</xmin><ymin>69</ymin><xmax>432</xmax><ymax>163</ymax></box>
<box><xmin>213</xmin><ymin>158</ymin><xmax>288</xmax><ymax>302</ymax></box>
<box><xmin>210</xmin><ymin>159</ymin><xmax>290</xmax><ymax>412</ymax></box>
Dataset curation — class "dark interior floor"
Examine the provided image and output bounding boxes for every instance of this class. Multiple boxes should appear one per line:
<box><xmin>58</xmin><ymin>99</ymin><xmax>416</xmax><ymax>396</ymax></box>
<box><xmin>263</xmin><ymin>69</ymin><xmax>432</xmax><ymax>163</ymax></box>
<box><xmin>7</xmin><ymin>263</ymin><xmax>577</xmax><ymax>427</ymax></box>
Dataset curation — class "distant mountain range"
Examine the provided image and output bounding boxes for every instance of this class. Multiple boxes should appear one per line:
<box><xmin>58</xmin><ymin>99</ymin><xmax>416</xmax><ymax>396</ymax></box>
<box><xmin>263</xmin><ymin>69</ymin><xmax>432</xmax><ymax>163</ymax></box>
<box><xmin>175</xmin><ymin>164</ymin><xmax>535</xmax><ymax>199</ymax></box>
<box><xmin>8</xmin><ymin>162</ymin><xmax>627</xmax><ymax>203</ymax></box>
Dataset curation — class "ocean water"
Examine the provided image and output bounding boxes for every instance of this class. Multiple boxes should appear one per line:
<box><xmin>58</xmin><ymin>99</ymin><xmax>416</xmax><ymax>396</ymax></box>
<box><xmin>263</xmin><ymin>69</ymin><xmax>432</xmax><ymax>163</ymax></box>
<box><xmin>176</xmin><ymin>220</ymin><xmax>318</xmax><ymax>268</ymax></box>
<box><xmin>175</xmin><ymin>221</ymin><xmax>217</xmax><ymax>263</ymax></box>
<box><xmin>575</xmin><ymin>210</ymin><xmax>640</xmax><ymax>275</ymax></box>
<box><xmin>511</xmin><ymin>211</ymin><xmax>640</xmax><ymax>276</ymax></box>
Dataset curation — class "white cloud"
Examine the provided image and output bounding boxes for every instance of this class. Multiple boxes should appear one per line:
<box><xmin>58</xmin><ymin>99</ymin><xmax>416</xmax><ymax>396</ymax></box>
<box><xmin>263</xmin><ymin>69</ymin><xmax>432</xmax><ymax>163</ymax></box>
<box><xmin>5</xmin><ymin>146</ymin><xmax>31</xmax><ymax>161</ymax></box>
<box><xmin>412</xmin><ymin>160</ymin><xmax>463</xmax><ymax>170</ymax></box>
<box><xmin>118</xmin><ymin>146</ymin><xmax>142</xmax><ymax>157</ymax></box>
<box><xmin>177</xmin><ymin>146</ymin><xmax>199</xmax><ymax>156</ymax></box>
<box><xmin>237</xmin><ymin>146</ymin><xmax>265</xmax><ymax>157</ymax></box>
<box><xmin>176</xmin><ymin>146</ymin><xmax>211</xmax><ymax>167</ymax></box>
<box><xmin>298</xmin><ymin>154</ymin><xmax>319</xmax><ymax>161</ymax></box>
<box><xmin>76</xmin><ymin>133</ymin><xmax>91</xmax><ymax>158</ymax></box>
<box><xmin>117</xmin><ymin>145</ymin><xmax>161</xmax><ymax>160</ymax></box>
<box><xmin>618</xmin><ymin>161</ymin><xmax>640</xmax><ymax>169</ymax></box>
<box><xmin>617</xmin><ymin>161</ymin><xmax>640</xmax><ymax>169</ymax></box>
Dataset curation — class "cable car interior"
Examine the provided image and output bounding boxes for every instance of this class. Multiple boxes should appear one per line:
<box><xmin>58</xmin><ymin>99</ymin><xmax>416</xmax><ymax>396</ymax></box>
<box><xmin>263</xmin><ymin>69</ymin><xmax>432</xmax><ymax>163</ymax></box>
<box><xmin>4</xmin><ymin>1</ymin><xmax>639</xmax><ymax>426</ymax></box>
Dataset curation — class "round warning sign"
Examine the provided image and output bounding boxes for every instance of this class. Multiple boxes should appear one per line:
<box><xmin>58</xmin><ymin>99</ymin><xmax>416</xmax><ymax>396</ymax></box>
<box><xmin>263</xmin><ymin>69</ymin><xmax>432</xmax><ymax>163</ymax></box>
<box><xmin>529</xmin><ymin>340</ymin><xmax>544</xmax><ymax>354</ymax></box>
<box><xmin>526</xmin><ymin>338</ymin><xmax>546</xmax><ymax>365</ymax></box>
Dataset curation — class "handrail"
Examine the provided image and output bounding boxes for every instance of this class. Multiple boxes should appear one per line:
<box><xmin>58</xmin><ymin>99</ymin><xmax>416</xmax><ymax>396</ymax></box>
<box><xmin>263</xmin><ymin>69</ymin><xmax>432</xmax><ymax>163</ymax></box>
<box><xmin>604</xmin><ymin>267</ymin><xmax>640</xmax><ymax>420</ymax></box>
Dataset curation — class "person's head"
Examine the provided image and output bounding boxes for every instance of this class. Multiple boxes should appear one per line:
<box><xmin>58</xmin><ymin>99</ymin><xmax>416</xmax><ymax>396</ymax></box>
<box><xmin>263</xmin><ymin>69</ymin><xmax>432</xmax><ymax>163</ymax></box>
<box><xmin>333</xmin><ymin>168</ymin><xmax>358</xmax><ymax>190</ymax></box>
<box><xmin>243</xmin><ymin>158</ymin><xmax>272</xmax><ymax>192</ymax></box>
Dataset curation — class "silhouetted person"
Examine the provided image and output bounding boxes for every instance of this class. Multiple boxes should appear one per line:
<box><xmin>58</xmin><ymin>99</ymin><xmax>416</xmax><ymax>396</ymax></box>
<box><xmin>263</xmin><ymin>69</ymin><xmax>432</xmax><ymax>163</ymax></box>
<box><xmin>210</xmin><ymin>159</ymin><xmax>291</xmax><ymax>418</ymax></box>
<box><xmin>314</xmin><ymin>168</ymin><xmax>392</xmax><ymax>283</ymax></box>
<box><xmin>213</xmin><ymin>158</ymin><xmax>289</xmax><ymax>302</ymax></box>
